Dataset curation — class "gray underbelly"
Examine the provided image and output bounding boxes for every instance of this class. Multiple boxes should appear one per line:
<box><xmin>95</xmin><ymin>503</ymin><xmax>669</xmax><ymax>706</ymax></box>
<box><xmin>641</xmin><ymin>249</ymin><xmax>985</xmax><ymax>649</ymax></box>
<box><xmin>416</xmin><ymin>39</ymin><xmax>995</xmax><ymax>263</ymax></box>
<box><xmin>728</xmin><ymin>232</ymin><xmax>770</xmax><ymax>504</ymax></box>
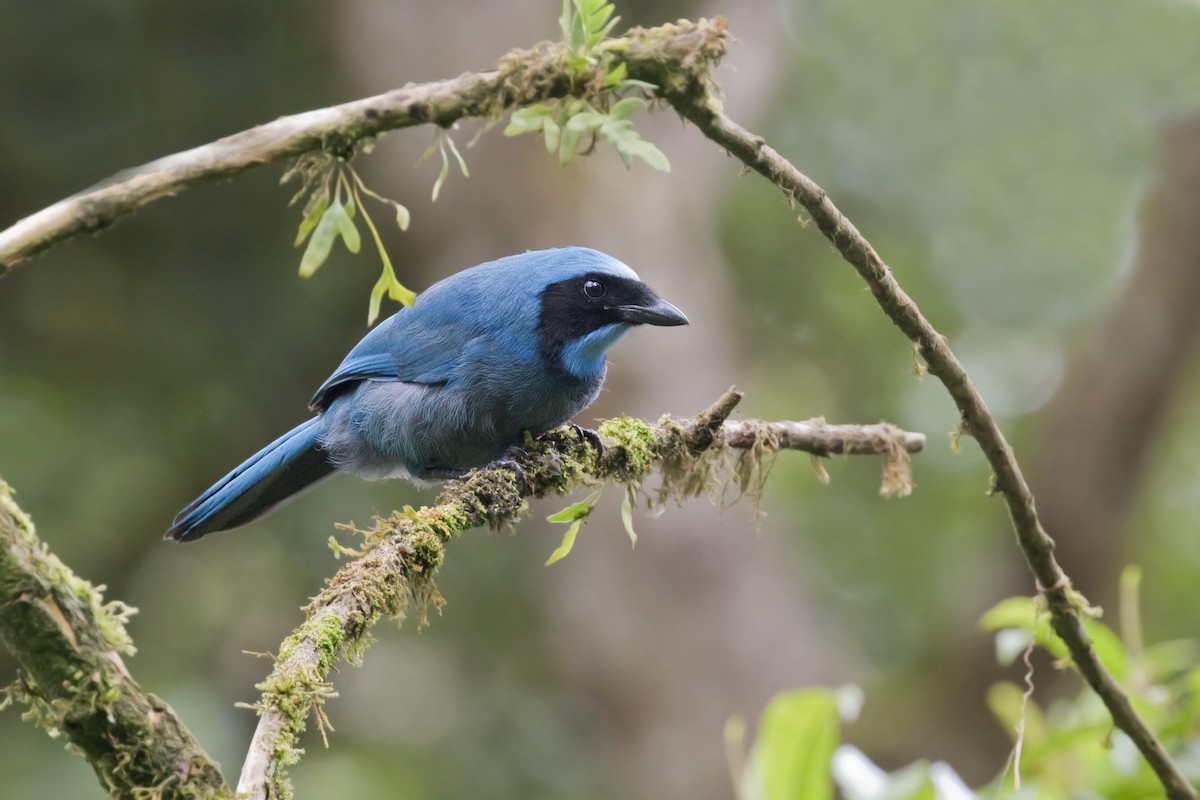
<box><xmin>317</xmin><ymin>375</ymin><xmax>601</xmax><ymax>480</ymax></box>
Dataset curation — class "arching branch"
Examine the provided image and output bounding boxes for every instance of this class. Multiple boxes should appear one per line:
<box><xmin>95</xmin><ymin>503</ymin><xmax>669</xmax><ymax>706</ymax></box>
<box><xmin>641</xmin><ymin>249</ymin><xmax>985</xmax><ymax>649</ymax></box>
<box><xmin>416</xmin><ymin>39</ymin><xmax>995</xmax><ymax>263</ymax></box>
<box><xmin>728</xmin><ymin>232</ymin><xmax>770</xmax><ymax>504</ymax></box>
<box><xmin>660</xmin><ymin>87</ymin><xmax>1198</xmax><ymax>800</ymax></box>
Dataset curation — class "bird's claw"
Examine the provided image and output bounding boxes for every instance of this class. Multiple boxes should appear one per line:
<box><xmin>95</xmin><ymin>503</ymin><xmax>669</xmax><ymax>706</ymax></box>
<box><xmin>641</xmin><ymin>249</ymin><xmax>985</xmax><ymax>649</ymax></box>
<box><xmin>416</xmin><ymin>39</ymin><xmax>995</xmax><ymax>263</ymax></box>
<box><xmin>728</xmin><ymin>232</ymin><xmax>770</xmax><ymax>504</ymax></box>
<box><xmin>487</xmin><ymin>450</ymin><xmax>531</xmax><ymax>495</ymax></box>
<box><xmin>569</xmin><ymin>423</ymin><xmax>604</xmax><ymax>457</ymax></box>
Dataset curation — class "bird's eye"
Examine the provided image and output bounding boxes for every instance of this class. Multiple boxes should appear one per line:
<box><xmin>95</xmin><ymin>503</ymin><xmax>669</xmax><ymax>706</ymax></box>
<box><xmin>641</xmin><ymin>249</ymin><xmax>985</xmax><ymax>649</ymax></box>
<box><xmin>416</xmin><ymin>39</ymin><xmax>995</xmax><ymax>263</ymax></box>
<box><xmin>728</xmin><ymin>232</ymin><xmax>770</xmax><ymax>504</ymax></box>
<box><xmin>583</xmin><ymin>279</ymin><xmax>606</xmax><ymax>298</ymax></box>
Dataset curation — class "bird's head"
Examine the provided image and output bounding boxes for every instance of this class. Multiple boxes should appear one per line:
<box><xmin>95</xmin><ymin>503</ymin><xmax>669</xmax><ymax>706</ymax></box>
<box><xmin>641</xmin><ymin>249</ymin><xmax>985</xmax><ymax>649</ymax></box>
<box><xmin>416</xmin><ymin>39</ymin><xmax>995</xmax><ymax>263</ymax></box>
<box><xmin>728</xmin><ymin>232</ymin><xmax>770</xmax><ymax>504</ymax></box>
<box><xmin>532</xmin><ymin>247</ymin><xmax>688</xmax><ymax>381</ymax></box>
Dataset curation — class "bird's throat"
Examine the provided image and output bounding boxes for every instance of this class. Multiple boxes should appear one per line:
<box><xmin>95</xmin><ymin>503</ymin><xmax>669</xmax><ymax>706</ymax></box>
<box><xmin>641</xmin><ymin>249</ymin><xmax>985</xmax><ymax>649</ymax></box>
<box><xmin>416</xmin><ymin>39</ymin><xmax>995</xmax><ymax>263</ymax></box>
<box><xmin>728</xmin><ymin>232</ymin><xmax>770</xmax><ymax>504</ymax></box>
<box><xmin>559</xmin><ymin>322</ymin><xmax>629</xmax><ymax>380</ymax></box>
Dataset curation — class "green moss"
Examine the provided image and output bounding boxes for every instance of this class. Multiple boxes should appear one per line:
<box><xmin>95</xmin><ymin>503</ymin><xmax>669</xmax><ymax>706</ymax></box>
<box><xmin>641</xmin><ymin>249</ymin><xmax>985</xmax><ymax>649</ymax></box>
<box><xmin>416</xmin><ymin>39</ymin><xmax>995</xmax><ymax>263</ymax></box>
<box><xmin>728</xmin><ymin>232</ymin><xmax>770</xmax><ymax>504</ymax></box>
<box><xmin>406</xmin><ymin>528</ymin><xmax>444</xmax><ymax>573</ymax></box>
<box><xmin>416</xmin><ymin>503</ymin><xmax>469</xmax><ymax>544</ymax></box>
<box><xmin>256</xmin><ymin>611</ymin><xmax>346</xmax><ymax>795</ymax></box>
<box><xmin>1</xmin><ymin>480</ymin><xmax>138</xmax><ymax>658</ymax></box>
<box><xmin>526</xmin><ymin>426</ymin><xmax>600</xmax><ymax>489</ymax></box>
<box><xmin>436</xmin><ymin>469</ymin><xmax>527</xmax><ymax>533</ymax></box>
<box><xmin>291</xmin><ymin>614</ymin><xmax>344</xmax><ymax>674</ymax></box>
<box><xmin>320</xmin><ymin>129</ymin><xmax>359</xmax><ymax>162</ymax></box>
<box><xmin>598</xmin><ymin>416</ymin><xmax>658</xmax><ymax>483</ymax></box>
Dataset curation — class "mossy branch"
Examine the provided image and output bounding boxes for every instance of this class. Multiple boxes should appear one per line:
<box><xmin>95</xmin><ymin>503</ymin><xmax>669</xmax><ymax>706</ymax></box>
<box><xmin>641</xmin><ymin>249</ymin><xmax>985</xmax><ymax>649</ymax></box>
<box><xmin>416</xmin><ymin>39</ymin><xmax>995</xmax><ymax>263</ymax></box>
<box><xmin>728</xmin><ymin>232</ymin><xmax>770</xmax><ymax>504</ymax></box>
<box><xmin>0</xmin><ymin>479</ymin><xmax>228</xmax><ymax>799</ymax></box>
<box><xmin>235</xmin><ymin>388</ymin><xmax>925</xmax><ymax>800</ymax></box>
<box><xmin>658</xmin><ymin>77</ymin><xmax>1200</xmax><ymax>800</ymax></box>
<box><xmin>0</xmin><ymin>18</ymin><xmax>729</xmax><ymax>273</ymax></box>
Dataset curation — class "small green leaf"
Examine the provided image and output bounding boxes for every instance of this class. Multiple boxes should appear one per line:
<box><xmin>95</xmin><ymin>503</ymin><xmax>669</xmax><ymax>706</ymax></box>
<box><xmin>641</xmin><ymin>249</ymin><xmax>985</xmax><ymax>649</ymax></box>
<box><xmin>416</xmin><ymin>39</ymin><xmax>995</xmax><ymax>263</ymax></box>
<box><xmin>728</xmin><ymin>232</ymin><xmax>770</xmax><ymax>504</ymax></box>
<box><xmin>505</xmin><ymin>105</ymin><xmax>555</xmax><ymax>137</ymax></box>
<box><xmin>621</xmin><ymin>487</ymin><xmax>637</xmax><ymax>548</ymax></box>
<box><xmin>368</xmin><ymin>270</ymin><xmax>389</xmax><ymax>325</ymax></box>
<box><xmin>607</xmin><ymin>131</ymin><xmax>634</xmax><ymax>169</ymax></box>
<box><xmin>386</xmin><ymin>275</ymin><xmax>416</xmax><ymax>307</ymax></box>
<box><xmin>394</xmin><ymin>202</ymin><xmax>411</xmax><ymax>232</ymax></box>
<box><xmin>569</xmin><ymin>10</ymin><xmax>586</xmax><ymax>51</ymax></box>
<box><xmin>747</xmin><ymin>689</ymin><xmax>840</xmax><ymax>800</ymax></box>
<box><xmin>627</xmin><ymin>139</ymin><xmax>670</xmax><ymax>172</ymax></box>
<box><xmin>605</xmin><ymin>61</ymin><xmax>627</xmax><ymax>86</ymax></box>
<box><xmin>446</xmin><ymin>136</ymin><xmax>469</xmax><ymax>177</ymax></box>
<box><xmin>547</xmin><ymin>488</ymin><xmax>602</xmax><ymax>523</ymax></box>
<box><xmin>610</xmin><ymin>97</ymin><xmax>645</xmax><ymax>120</ymax></box>
<box><xmin>338</xmin><ymin>172</ymin><xmax>356</xmax><ymax>216</ymax></box>
<box><xmin>558</xmin><ymin>0</ymin><xmax>573</xmax><ymax>41</ymax></box>
<box><xmin>979</xmin><ymin>596</ymin><xmax>1039</xmax><ymax>632</ymax></box>
<box><xmin>545</xmin><ymin>519</ymin><xmax>582</xmax><ymax>566</ymax></box>
<box><xmin>301</xmin><ymin>180</ymin><xmax>330</xmax><ymax>214</ymax></box>
<box><xmin>543</xmin><ymin>117</ymin><xmax>561</xmax><ymax>155</ymax></box>
<box><xmin>294</xmin><ymin>192</ymin><xmax>330</xmax><ymax>247</ymax></box>
<box><xmin>615</xmin><ymin>78</ymin><xmax>658</xmax><ymax>91</ymax></box>
<box><xmin>559</xmin><ymin>125</ymin><xmax>582</xmax><ymax>166</ymax></box>
<box><xmin>597</xmin><ymin>122</ymin><xmax>671</xmax><ymax>172</ymax></box>
<box><xmin>431</xmin><ymin>143</ymin><xmax>451</xmax><ymax>202</ymax></box>
<box><xmin>593</xmin><ymin>13</ymin><xmax>620</xmax><ymax>44</ymax></box>
<box><xmin>298</xmin><ymin>204</ymin><xmax>338</xmax><ymax>277</ymax></box>
<box><xmin>349</xmin><ymin>177</ymin><xmax>417</xmax><ymax>321</ymax></box>
<box><xmin>1084</xmin><ymin>619</ymin><xmax>1128</xmax><ymax>680</ymax></box>
<box><xmin>565</xmin><ymin>110</ymin><xmax>606</xmax><ymax>133</ymax></box>
<box><xmin>977</xmin><ymin>595</ymin><xmax>1131</xmax><ymax>674</ymax></box>
<box><xmin>332</xmin><ymin>203</ymin><xmax>361</xmax><ymax>254</ymax></box>
<box><xmin>416</xmin><ymin>142</ymin><xmax>438</xmax><ymax>163</ymax></box>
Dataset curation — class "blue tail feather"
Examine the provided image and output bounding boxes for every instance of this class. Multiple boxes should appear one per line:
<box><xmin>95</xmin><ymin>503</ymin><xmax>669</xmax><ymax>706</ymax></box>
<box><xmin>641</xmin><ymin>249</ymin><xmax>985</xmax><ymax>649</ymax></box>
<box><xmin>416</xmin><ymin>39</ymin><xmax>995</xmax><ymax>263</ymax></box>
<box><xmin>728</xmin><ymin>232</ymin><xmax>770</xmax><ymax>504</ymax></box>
<box><xmin>166</xmin><ymin>417</ymin><xmax>334</xmax><ymax>542</ymax></box>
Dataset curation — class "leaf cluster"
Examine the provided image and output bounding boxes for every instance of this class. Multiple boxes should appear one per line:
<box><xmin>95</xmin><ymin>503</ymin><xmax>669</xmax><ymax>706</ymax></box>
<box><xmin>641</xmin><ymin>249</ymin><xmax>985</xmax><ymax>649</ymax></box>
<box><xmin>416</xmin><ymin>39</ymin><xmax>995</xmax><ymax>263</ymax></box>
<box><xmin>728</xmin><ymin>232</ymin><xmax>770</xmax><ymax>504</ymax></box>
<box><xmin>284</xmin><ymin>153</ymin><xmax>415</xmax><ymax>325</ymax></box>
<box><xmin>542</xmin><ymin>482</ymin><xmax>640</xmax><ymax>566</ymax></box>
<box><xmin>505</xmin><ymin>93</ymin><xmax>667</xmax><ymax>171</ymax></box>
<box><xmin>977</xmin><ymin>566</ymin><xmax>1200</xmax><ymax>798</ymax></box>
<box><xmin>559</xmin><ymin>0</ymin><xmax>621</xmax><ymax>74</ymax></box>
<box><xmin>416</xmin><ymin>125</ymin><xmax>470</xmax><ymax>204</ymax></box>
<box><xmin>503</xmin><ymin>0</ymin><xmax>669</xmax><ymax>171</ymax></box>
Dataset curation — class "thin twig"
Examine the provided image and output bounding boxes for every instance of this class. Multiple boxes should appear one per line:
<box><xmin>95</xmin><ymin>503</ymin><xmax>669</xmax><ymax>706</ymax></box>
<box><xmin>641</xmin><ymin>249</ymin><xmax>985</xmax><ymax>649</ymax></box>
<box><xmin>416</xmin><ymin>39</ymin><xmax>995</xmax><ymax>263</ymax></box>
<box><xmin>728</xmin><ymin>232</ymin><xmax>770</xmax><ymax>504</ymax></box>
<box><xmin>722</xmin><ymin>419</ymin><xmax>925</xmax><ymax>456</ymax></box>
<box><xmin>661</xmin><ymin>90</ymin><xmax>1198</xmax><ymax>799</ymax></box>
<box><xmin>235</xmin><ymin>397</ymin><xmax>924</xmax><ymax>800</ymax></box>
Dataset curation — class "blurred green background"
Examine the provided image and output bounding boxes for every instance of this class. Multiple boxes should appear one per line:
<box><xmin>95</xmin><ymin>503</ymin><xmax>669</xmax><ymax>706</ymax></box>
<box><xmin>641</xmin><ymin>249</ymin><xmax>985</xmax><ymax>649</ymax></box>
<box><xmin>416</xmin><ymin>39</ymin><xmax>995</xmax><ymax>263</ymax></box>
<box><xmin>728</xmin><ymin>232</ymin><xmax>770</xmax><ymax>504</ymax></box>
<box><xmin>3</xmin><ymin>1</ymin><xmax>1200</xmax><ymax>798</ymax></box>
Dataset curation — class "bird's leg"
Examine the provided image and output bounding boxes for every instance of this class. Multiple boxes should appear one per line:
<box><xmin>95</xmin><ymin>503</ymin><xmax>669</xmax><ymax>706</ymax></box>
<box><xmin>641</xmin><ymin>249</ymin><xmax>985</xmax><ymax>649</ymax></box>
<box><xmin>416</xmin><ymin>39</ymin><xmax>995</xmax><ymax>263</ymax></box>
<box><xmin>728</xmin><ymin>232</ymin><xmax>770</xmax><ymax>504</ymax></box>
<box><xmin>419</xmin><ymin>466</ymin><xmax>470</xmax><ymax>481</ymax></box>
<box><xmin>421</xmin><ymin>456</ymin><xmax>530</xmax><ymax>494</ymax></box>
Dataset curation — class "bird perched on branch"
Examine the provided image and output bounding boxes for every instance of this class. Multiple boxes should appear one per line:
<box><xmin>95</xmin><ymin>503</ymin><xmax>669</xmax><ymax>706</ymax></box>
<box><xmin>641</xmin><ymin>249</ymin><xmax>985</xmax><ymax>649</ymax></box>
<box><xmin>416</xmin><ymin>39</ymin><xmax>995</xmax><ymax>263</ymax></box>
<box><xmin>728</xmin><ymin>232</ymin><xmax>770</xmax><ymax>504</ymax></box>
<box><xmin>166</xmin><ymin>247</ymin><xmax>687</xmax><ymax>542</ymax></box>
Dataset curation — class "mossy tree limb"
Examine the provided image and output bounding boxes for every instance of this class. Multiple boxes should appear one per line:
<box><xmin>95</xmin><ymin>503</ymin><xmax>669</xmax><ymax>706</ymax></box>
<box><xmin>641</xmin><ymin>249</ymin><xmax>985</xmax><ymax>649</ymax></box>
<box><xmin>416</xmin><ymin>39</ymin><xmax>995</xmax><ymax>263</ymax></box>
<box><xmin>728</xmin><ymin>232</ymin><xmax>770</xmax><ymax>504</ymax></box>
<box><xmin>236</xmin><ymin>388</ymin><xmax>925</xmax><ymax>800</ymax></box>
<box><xmin>659</xmin><ymin>87</ymin><xmax>1200</xmax><ymax>800</ymax></box>
<box><xmin>0</xmin><ymin>18</ymin><xmax>730</xmax><ymax>273</ymax></box>
<box><xmin>0</xmin><ymin>479</ymin><xmax>229</xmax><ymax>799</ymax></box>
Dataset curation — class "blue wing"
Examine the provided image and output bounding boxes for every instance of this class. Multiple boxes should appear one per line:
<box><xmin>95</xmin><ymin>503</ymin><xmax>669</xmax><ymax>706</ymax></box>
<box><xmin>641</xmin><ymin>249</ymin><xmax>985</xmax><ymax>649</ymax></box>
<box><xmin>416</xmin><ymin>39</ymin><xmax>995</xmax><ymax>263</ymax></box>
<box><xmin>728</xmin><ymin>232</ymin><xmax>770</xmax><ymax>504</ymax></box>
<box><xmin>309</xmin><ymin>308</ymin><xmax>486</xmax><ymax>411</ymax></box>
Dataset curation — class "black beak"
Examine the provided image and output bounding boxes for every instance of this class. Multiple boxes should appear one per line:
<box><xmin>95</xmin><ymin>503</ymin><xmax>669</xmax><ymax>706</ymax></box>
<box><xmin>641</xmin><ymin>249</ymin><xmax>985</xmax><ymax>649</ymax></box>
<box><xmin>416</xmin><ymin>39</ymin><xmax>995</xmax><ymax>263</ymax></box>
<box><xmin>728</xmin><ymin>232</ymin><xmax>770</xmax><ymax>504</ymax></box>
<box><xmin>615</xmin><ymin>294</ymin><xmax>688</xmax><ymax>327</ymax></box>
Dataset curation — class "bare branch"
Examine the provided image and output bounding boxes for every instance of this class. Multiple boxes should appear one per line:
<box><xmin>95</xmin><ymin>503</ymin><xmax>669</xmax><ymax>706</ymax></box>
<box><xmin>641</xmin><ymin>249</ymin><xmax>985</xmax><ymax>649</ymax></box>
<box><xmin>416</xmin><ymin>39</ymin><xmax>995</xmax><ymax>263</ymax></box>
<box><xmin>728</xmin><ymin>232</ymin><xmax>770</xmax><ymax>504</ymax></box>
<box><xmin>236</xmin><ymin>397</ymin><xmax>924</xmax><ymax>800</ymax></box>
<box><xmin>0</xmin><ymin>480</ymin><xmax>229</xmax><ymax>799</ymax></box>
<box><xmin>661</xmin><ymin>86</ymin><xmax>1199</xmax><ymax>800</ymax></box>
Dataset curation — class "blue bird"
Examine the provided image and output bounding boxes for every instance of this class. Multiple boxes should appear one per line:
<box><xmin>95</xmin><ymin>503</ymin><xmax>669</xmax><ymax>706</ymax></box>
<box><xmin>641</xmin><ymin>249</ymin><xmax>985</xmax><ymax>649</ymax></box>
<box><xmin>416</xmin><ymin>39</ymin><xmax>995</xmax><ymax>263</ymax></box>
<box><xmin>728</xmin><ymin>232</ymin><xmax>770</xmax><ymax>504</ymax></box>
<box><xmin>166</xmin><ymin>247</ymin><xmax>687</xmax><ymax>542</ymax></box>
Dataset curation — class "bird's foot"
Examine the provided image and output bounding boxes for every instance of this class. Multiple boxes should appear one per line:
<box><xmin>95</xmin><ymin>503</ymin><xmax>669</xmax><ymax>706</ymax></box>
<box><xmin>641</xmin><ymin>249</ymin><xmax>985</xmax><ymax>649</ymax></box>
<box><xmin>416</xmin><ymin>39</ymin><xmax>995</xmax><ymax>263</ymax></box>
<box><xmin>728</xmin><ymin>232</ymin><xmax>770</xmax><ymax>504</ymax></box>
<box><xmin>569</xmin><ymin>423</ymin><xmax>604</xmax><ymax>457</ymax></box>
<box><xmin>486</xmin><ymin>447</ymin><xmax>531</xmax><ymax>494</ymax></box>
